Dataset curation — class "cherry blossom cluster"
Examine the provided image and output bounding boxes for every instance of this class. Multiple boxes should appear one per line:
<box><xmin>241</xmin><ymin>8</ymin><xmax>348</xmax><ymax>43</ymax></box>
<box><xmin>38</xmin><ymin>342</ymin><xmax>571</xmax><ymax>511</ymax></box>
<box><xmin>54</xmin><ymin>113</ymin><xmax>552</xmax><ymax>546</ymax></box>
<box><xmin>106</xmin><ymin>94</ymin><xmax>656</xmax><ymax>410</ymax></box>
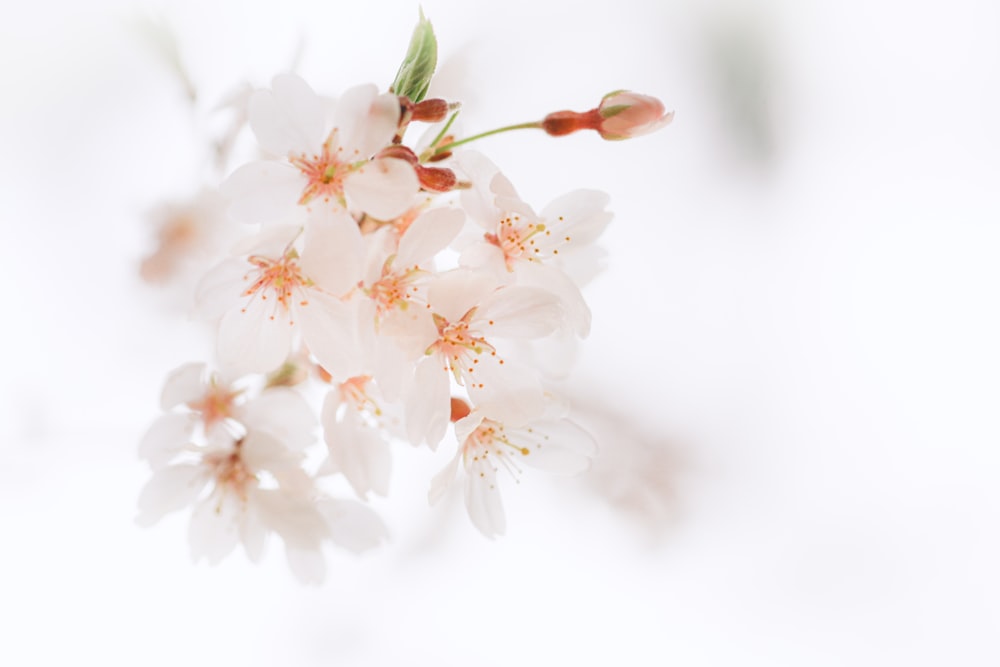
<box><xmin>137</xmin><ymin>14</ymin><xmax>671</xmax><ymax>583</ymax></box>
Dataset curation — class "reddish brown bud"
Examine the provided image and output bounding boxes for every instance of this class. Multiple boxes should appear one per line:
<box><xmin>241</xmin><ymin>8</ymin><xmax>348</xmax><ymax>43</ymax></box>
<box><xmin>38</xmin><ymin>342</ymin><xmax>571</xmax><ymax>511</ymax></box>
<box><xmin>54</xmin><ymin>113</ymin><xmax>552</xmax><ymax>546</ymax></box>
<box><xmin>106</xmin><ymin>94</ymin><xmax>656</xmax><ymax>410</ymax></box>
<box><xmin>541</xmin><ymin>110</ymin><xmax>601</xmax><ymax>137</ymax></box>
<box><xmin>411</xmin><ymin>98</ymin><xmax>450</xmax><ymax>122</ymax></box>
<box><xmin>416</xmin><ymin>165</ymin><xmax>457</xmax><ymax>192</ymax></box>
<box><xmin>450</xmin><ymin>397</ymin><xmax>472</xmax><ymax>422</ymax></box>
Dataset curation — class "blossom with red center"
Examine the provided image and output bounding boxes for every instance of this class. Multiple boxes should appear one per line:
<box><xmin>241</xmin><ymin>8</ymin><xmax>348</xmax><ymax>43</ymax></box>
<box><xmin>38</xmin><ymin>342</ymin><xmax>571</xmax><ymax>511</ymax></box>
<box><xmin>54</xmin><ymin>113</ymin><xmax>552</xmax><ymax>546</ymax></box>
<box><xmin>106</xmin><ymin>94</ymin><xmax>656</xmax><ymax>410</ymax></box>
<box><xmin>221</xmin><ymin>74</ymin><xmax>420</xmax><ymax>225</ymax></box>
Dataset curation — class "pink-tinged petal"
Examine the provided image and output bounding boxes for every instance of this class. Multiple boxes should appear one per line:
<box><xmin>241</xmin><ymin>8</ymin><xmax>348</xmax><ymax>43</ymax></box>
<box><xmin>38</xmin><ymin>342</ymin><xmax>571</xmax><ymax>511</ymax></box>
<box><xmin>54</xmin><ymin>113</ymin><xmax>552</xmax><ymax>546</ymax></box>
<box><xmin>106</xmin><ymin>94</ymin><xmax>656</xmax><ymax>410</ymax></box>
<box><xmin>241</xmin><ymin>388</ymin><xmax>317</xmax><ymax>451</ymax></box>
<box><xmin>453</xmin><ymin>412</ymin><xmax>486</xmax><ymax>445</ymax></box>
<box><xmin>456</xmin><ymin>151</ymin><xmax>501</xmax><ymax>229</ymax></box>
<box><xmin>511</xmin><ymin>419</ymin><xmax>597</xmax><ymax>475</ymax></box>
<box><xmin>318</xmin><ymin>498</ymin><xmax>389</xmax><ymax>554</ymax></box>
<box><xmin>378</xmin><ymin>305</ymin><xmax>438</xmax><ymax>361</ymax></box>
<box><xmin>458</xmin><ymin>241</ymin><xmax>510</xmax><ymax>280</ymax></box>
<box><xmin>428</xmin><ymin>450</ymin><xmax>462</xmax><ymax>506</ymax></box>
<box><xmin>160</xmin><ymin>362</ymin><xmax>206</xmax><ymax>410</ymax></box>
<box><xmin>300</xmin><ymin>209</ymin><xmax>363</xmax><ymax>296</ymax></box>
<box><xmin>334</xmin><ymin>85</ymin><xmax>400</xmax><ymax>157</ymax></box>
<box><xmin>195</xmin><ymin>259</ymin><xmax>248</xmax><ymax>321</ymax></box>
<box><xmin>138</xmin><ymin>413</ymin><xmax>197</xmax><ymax>467</ymax></box>
<box><xmin>230</xmin><ymin>223</ymin><xmax>303</xmax><ymax>257</ymax></box>
<box><xmin>405</xmin><ymin>356</ymin><xmax>451</xmax><ymax>448</ymax></box>
<box><xmin>249</xmin><ymin>73</ymin><xmax>325</xmax><ymax>157</ymax></box>
<box><xmin>466</xmin><ymin>355</ymin><xmax>546</xmax><ymax>426</ymax></box>
<box><xmin>395</xmin><ymin>208</ymin><xmax>465</xmax><ymax>268</ymax></box>
<box><xmin>135</xmin><ymin>464</ymin><xmax>210</xmax><ymax>526</ymax></box>
<box><xmin>344</xmin><ymin>157</ymin><xmax>420</xmax><ymax>221</ymax></box>
<box><xmin>514</xmin><ymin>262</ymin><xmax>591</xmax><ymax>337</ymax></box>
<box><xmin>217</xmin><ymin>297</ymin><xmax>294</xmax><ymax>376</ymax></box>
<box><xmin>298</xmin><ymin>291</ymin><xmax>361</xmax><ymax>380</ymax></box>
<box><xmin>322</xmin><ymin>397</ymin><xmax>392</xmax><ymax>499</ymax></box>
<box><xmin>188</xmin><ymin>492</ymin><xmax>242</xmax><ymax>564</ymax></box>
<box><xmin>426</xmin><ymin>269</ymin><xmax>498</xmax><ymax>322</ymax></box>
<box><xmin>539</xmin><ymin>189</ymin><xmax>612</xmax><ymax>247</ymax></box>
<box><xmin>463</xmin><ymin>457</ymin><xmax>506</xmax><ymax>538</ymax></box>
<box><xmin>221</xmin><ymin>160</ymin><xmax>306</xmax><ymax>226</ymax></box>
<box><xmin>475</xmin><ymin>286</ymin><xmax>564</xmax><ymax>339</ymax></box>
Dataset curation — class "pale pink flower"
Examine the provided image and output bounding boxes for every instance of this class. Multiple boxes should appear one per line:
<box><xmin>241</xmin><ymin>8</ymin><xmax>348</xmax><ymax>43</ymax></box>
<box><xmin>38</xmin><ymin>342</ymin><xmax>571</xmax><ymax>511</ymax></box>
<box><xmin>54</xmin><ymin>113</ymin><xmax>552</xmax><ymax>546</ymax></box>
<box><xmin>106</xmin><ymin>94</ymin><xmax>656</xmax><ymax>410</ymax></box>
<box><xmin>319</xmin><ymin>376</ymin><xmax>400</xmax><ymax>499</ymax></box>
<box><xmin>404</xmin><ymin>270</ymin><xmax>563</xmax><ymax>448</ymax></box>
<box><xmin>429</xmin><ymin>408</ymin><xmax>598</xmax><ymax>538</ymax></box>
<box><xmin>456</xmin><ymin>152</ymin><xmax>610</xmax><ymax>338</ymax></box>
<box><xmin>221</xmin><ymin>73</ymin><xmax>419</xmax><ymax>225</ymax></box>
<box><xmin>194</xmin><ymin>215</ymin><xmax>363</xmax><ymax>378</ymax></box>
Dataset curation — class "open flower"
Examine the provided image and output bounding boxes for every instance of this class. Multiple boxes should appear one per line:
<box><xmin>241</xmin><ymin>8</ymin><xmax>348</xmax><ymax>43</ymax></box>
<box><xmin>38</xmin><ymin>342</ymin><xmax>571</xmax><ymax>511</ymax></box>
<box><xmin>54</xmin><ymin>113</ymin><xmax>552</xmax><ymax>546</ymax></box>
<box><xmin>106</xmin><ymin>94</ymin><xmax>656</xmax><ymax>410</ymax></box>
<box><xmin>429</xmin><ymin>406</ymin><xmax>598</xmax><ymax>538</ymax></box>
<box><xmin>222</xmin><ymin>73</ymin><xmax>420</xmax><ymax>224</ymax></box>
<box><xmin>403</xmin><ymin>270</ymin><xmax>564</xmax><ymax>448</ymax></box>
<box><xmin>194</xmin><ymin>215</ymin><xmax>363</xmax><ymax>377</ymax></box>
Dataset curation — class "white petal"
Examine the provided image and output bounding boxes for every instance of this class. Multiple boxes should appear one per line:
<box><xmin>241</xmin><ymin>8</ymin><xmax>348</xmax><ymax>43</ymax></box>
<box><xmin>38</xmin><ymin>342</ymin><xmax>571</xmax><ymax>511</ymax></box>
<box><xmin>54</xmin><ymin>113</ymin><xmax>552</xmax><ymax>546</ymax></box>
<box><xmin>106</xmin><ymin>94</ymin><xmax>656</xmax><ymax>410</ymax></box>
<box><xmin>217</xmin><ymin>297</ymin><xmax>294</xmax><ymax>376</ymax></box>
<box><xmin>138</xmin><ymin>413</ymin><xmax>196</xmax><ymax>467</ymax></box>
<box><xmin>241</xmin><ymin>388</ymin><xmax>317</xmax><ymax>451</ymax></box>
<box><xmin>428</xmin><ymin>450</ymin><xmax>462</xmax><ymax>506</ymax></box>
<box><xmin>300</xmin><ymin>208</ymin><xmax>363</xmax><ymax>295</ymax></box>
<box><xmin>322</xmin><ymin>397</ymin><xmax>392</xmax><ymax>499</ymax></box>
<box><xmin>253</xmin><ymin>488</ymin><xmax>330</xmax><ymax>551</ymax></box>
<box><xmin>466</xmin><ymin>355</ymin><xmax>546</xmax><ymax>425</ymax></box>
<box><xmin>249</xmin><ymin>73</ymin><xmax>325</xmax><ymax>157</ymax></box>
<box><xmin>188</xmin><ymin>492</ymin><xmax>241</xmax><ymax>564</ymax></box>
<box><xmin>285</xmin><ymin>546</ymin><xmax>327</xmax><ymax>585</ymax></box>
<box><xmin>221</xmin><ymin>160</ymin><xmax>306</xmax><ymax>226</ymax></box>
<box><xmin>194</xmin><ymin>259</ymin><xmax>249</xmax><ymax>321</ymax></box>
<box><xmin>475</xmin><ymin>286</ymin><xmax>564</xmax><ymax>339</ymax></box>
<box><xmin>458</xmin><ymin>241</ymin><xmax>510</xmax><ymax>280</ymax></box>
<box><xmin>511</xmin><ymin>419</ymin><xmax>598</xmax><ymax>475</ymax></box>
<box><xmin>298</xmin><ymin>292</ymin><xmax>361</xmax><ymax>380</ymax></box>
<box><xmin>333</xmin><ymin>85</ymin><xmax>399</xmax><ymax>158</ymax></box>
<box><xmin>344</xmin><ymin>157</ymin><xmax>420</xmax><ymax>221</ymax></box>
<box><xmin>540</xmin><ymin>189</ymin><xmax>612</xmax><ymax>247</ymax></box>
<box><xmin>318</xmin><ymin>498</ymin><xmax>389</xmax><ymax>554</ymax></box>
<box><xmin>135</xmin><ymin>464</ymin><xmax>209</xmax><ymax>526</ymax></box>
<box><xmin>159</xmin><ymin>362</ymin><xmax>206</xmax><ymax>410</ymax></box>
<box><xmin>240</xmin><ymin>430</ymin><xmax>300</xmax><ymax>474</ymax></box>
<box><xmin>514</xmin><ymin>262</ymin><xmax>591</xmax><ymax>337</ymax></box>
<box><xmin>395</xmin><ymin>208</ymin><xmax>466</xmax><ymax>268</ymax></box>
<box><xmin>405</xmin><ymin>356</ymin><xmax>451</xmax><ymax>448</ymax></box>
<box><xmin>464</xmin><ymin>457</ymin><xmax>506</xmax><ymax>538</ymax></box>
<box><xmin>426</xmin><ymin>269</ymin><xmax>498</xmax><ymax>322</ymax></box>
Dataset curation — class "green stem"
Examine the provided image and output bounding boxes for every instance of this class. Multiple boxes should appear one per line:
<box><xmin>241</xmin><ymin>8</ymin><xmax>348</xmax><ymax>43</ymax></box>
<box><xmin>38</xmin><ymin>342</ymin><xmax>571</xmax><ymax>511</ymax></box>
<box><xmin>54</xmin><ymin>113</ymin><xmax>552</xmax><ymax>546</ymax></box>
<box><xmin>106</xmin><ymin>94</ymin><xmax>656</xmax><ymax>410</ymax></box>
<box><xmin>432</xmin><ymin>120</ymin><xmax>543</xmax><ymax>157</ymax></box>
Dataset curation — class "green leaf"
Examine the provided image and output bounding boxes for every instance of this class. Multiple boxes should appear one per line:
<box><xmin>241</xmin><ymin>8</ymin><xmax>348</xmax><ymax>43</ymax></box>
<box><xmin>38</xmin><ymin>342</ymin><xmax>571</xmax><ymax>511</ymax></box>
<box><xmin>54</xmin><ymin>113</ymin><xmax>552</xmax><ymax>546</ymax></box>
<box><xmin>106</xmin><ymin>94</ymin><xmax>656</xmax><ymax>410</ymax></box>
<box><xmin>391</xmin><ymin>9</ymin><xmax>438</xmax><ymax>103</ymax></box>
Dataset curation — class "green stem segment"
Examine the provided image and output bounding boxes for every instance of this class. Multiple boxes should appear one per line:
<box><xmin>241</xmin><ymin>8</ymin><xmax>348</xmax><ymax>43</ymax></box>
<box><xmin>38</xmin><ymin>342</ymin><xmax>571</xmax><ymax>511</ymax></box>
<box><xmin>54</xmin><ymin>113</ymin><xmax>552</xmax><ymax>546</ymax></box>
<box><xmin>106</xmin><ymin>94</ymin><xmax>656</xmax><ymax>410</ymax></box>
<box><xmin>432</xmin><ymin>121</ymin><xmax>543</xmax><ymax>157</ymax></box>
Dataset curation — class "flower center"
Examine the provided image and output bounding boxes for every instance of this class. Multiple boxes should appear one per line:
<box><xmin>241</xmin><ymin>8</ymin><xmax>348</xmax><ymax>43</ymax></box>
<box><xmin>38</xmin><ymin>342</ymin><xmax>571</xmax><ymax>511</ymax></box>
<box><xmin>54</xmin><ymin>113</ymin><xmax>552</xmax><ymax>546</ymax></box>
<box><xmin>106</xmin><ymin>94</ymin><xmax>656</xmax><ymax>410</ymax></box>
<box><xmin>187</xmin><ymin>382</ymin><xmax>242</xmax><ymax>431</ymax></box>
<box><xmin>242</xmin><ymin>252</ymin><xmax>312</xmax><ymax>319</ymax></box>
<box><xmin>464</xmin><ymin>418</ymin><xmax>531</xmax><ymax>478</ymax></box>
<box><xmin>429</xmin><ymin>310</ymin><xmax>496</xmax><ymax>384</ymax></box>
<box><xmin>367</xmin><ymin>261</ymin><xmax>425</xmax><ymax>316</ymax></box>
<box><xmin>288</xmin><ymin>130</ymin><xmax>354</xmax><ymax>206</ymax></box>
<box><xmin>485</xmin><ymin>215</ymin><xmax>547</xmax><ymax>269</ymax></box>
<box><xmin>205</xmin><ymin>441</ymin><xmax>256</xmax><ymax>502</ymax></box>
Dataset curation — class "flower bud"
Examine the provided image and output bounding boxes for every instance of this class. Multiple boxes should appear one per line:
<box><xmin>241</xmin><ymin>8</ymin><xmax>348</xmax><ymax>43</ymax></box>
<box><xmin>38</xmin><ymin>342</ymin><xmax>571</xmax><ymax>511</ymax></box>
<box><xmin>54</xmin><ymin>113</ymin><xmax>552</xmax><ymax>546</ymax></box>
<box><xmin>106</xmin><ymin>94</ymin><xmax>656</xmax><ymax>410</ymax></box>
<box><xmin>596</xmin><ymin>90</ymin><xmax>673</xmax><ymax>140</ymax></box>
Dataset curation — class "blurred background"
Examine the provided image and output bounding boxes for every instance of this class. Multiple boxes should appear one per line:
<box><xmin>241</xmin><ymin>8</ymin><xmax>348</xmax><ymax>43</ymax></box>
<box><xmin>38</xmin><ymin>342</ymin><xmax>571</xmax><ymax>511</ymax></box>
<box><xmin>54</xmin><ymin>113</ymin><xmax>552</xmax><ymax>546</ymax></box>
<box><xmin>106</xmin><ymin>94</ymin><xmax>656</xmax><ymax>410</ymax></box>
<box><xmin>1</xmin><ymin>0</ymin><xmax>998</xmax><ymax>664</ymax></box>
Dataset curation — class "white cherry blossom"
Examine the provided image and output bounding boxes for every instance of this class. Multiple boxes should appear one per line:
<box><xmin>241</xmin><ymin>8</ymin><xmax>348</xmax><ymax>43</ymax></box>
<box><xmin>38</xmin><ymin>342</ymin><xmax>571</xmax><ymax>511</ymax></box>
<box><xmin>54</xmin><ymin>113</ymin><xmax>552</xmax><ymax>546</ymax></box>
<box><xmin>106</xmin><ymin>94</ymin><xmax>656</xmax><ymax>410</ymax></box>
<box><xmin>194</xmin><ymin>216</ymin><xmax>363</xmax><ymax>378</ymax></box>
<box><xmin>221</xmin><ymin>74</ymin><xmax>420</xmax><ymax>225</ymax></box>
<box><xmin>429</xmin><ymin>407</ymin><xmax>598</xmax><ymax>538</ymax></box>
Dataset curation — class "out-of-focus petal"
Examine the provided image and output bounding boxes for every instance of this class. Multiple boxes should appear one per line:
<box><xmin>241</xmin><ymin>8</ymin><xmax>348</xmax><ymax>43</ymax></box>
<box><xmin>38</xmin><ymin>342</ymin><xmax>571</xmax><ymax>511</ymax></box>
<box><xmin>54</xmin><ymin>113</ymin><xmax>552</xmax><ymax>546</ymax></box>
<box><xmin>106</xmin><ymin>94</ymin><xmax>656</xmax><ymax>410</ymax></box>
<box><xmin>136</xmin><ymin>464</ymin><xmax>209</xmax><ymax>526</ymax></box>
<box><xmin>159</xmin><ymin>362</ymin><xmax>206</xmax><ymax>410</ymax></box>
<box><xmin>138</xmin><ymin>413</ymin><xmax>197</xmax><ymax>467</ymax></box>
<box><xmin>249</xmin><ymin>73</ymin><xmax>325</xmax><ymax>157</ymax></box>
<box><xmin>405</xmin><ymin>356</ymin><xmax>450</xmax><ymax>448</ymax></box>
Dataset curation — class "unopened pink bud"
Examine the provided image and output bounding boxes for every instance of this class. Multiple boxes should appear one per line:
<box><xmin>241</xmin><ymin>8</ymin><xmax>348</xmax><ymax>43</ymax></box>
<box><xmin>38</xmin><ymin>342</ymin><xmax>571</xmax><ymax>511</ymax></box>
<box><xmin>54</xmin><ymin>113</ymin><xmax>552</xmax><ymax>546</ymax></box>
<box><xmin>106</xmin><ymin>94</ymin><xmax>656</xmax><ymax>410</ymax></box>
<box><xmin>596</xmin><ymin>91</ymin><xmax>673</xmax><ymax>140</ymax></box>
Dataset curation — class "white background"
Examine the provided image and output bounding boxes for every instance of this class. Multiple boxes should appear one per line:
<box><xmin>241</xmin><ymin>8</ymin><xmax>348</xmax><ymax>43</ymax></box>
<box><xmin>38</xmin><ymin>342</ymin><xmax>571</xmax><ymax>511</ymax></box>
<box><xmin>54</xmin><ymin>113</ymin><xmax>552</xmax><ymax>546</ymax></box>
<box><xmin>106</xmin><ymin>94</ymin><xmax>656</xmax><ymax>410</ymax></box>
<box><xmin>1</xmin><ymin>0</ymin><xmax>998</xmax><ymax>664</ymax></box>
